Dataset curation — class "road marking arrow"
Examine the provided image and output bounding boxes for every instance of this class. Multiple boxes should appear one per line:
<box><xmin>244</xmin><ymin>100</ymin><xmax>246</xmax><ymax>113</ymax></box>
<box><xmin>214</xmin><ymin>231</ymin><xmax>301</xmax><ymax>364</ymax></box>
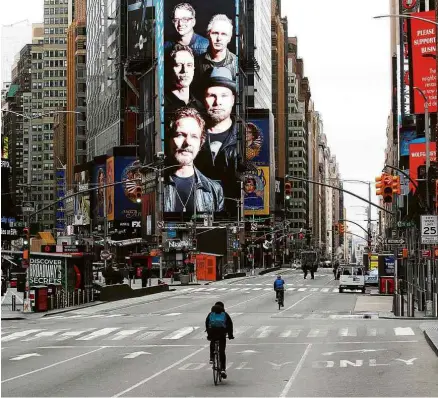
<box><xmin>235</xmin><ymin>350</ymin><xmax>259</xmax><ymax>354</ymax></box>
<box><xmin>395</xmin><ymin>358</ymin><xmax>417</xmax><ymax>365</ymax></box>
<box><xmin>10</xmin><ymin>353</ymin><xmax>41</xmax><ymax>361</ymax></box>
<box><xmin>123</xmin><ymin>351</ymin><xmax>151</xmax><ymax>359</ymax></box>
<box><xmin>322</xmin><ymin>349</ymin><xmax>386</xmax><ymax>356</ymax></box>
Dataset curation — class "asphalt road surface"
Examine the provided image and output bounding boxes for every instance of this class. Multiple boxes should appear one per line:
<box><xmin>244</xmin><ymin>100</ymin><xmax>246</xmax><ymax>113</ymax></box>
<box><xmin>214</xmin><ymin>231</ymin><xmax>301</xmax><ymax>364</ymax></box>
<box><xmin>2</xmin><ymin>269</ymin><xmax>437</xmax><ymax>397</ymax></box>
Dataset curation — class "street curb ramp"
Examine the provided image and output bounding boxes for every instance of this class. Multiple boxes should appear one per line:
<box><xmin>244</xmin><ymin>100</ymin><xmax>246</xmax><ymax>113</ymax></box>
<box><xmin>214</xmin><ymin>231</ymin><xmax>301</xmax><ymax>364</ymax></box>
<box><xmin>423</xmin><ymin>329</ymin><xmax>438</xmax><ymax>356</ymax></box>
<box><xmin>258</xmin><ymin>267</ymin><xmax>281</xmax><ymax>275</ymax></box>
<box><xmin>93</xmin><ymin>282</ymin><xmax>170</xmax><ymax>302</ymax></box>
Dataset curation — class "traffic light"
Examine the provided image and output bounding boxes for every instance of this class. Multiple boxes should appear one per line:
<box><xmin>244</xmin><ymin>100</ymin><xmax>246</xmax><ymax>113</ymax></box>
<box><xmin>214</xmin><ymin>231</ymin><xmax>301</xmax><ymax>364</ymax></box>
<box><xmin>382</xmin><ymin>174</ymin><xmax>394</xmax><ymax>203</ymax></box>
<box><xmin>392</xmin><ymin>175</ymin><xmax>401</xmax><ymax>195</ymax></box>
<box><xmin>23</xmin><ymin>227</ymin><xmax>30</xmax><ymax>261</ymax></box>
<box><xmin>135</xmin><ymin>185</ymin><xmax>142</xmax><ymax>203</ymax></box>
<box><xmin>192</xmin><ymin>239</ymin><xmax>197</xmax><ymax>249</ymax></box>
<box><xmin>285</xmin><ymin>182</ymin><xmax>292</xmax><ymax>201</ymax></box>
<box><xmin>334</xmin><ymin>224</ymin><xmax>339</xmax><ymax>234</ymax></box>
<box><xmin>375</xmin><ymin>174</ymin><xmax>384</xmax><ymax>196</ymax></box>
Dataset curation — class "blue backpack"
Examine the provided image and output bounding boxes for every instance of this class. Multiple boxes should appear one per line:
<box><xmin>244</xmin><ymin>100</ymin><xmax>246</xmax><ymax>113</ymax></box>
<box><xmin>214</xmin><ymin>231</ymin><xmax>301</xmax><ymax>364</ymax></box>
<box><xmin>209</xmin><ymin>312</ymin><xmax>226</xmax><ymax>329</ymax></box>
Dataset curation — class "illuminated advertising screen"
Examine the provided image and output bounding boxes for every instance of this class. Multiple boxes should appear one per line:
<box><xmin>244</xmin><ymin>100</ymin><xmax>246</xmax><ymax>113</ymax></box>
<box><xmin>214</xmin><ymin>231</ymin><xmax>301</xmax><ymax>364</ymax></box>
<box><xmin>409</xmin><ymin>141</ymin><xmax>436</xmax><ymax>192</ymax></box>
<box><xmin>243</xmin><ymin>166</ymin><xmax>269</xmax><ymax>216</ymax></box>
<box><xmin>106</xmin><ymin>157</ymin><xmax>115</xmax><ymax>221</ymax></box>
<box><xmin>161</xmin><ymin>0</ymin><xmax>240</xmax><ymax>217</ymax></box>
<box><xmin>92</xmin><ymin>163</ymin><xmax>106</xmax><ymax>222</ymax></box>
<box><xmin>74</xmin><ymin>170</ymin><xmax>91</xmax><ymax>226</ymax></box>
<box><xmin>399</xmin><ymin>130</ymin><xmax>417</xmax><ymax>157</ymax></box>
<box><xmin>410</xmin><ymin>11</ymin><xmax>437</xmax><ymax>114</ymax></box>
<box><xmin>114</xmin><ymin>156</ymin><xmax>142</xmax><ymax>221</ymax></box>
<box><xmin>245</xmin><ymin>117</ymin><xmax>270</xmax><ymax>166</ymax></box>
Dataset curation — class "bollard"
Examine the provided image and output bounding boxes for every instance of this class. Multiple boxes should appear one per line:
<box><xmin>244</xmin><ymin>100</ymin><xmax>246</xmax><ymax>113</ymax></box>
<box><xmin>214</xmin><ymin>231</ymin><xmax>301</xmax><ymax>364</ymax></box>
<box><xmin>433</xmin><ymin>292</ymin><xmax>438</xmax><ymax>318</ymax></box>
<box><xmin>91</xmin><ymin>288</ymin><xmax>94</xmax><ymax>302</ymax></box>
<box><xmin>87</xmin><ymin>289</ymin><xmax>90</xmax><ymax>303</ymax></box>
<box><xmin>148</xmin><ymin>278</ymin><xmax>151</xmax><ymax>287</ymax></box>
<box><xmin>73</xmin><ymin>290</ymin><xmax>75</xmax><ymax>306</ymax></box>
<box><xmin>11</xmin><ymin>294</ymin><xmax>16</xmax><ymax>311</ymax></box>
<box><xmin>57</xmin><ymin>293</ymin><xmax>60</xmax><ymax>309</ymax></box>
<box><xmin>78</xmin><ymin>289</ymin><xmax>81</xmax><ymax>305</ymax></box>
<box><xmin>67</xmin><ymin>291</ymin><xmax>70</xmax><ymax>307</ymax></box>
<box><xmin>82</xmin><ymin>289</ymin><xmax>85</xmax><ymax>304</ymax></box>
<box><xmin>50</xmin><ymin>295</ymin><xmax>54</xmax><ymax>311</ymax></box>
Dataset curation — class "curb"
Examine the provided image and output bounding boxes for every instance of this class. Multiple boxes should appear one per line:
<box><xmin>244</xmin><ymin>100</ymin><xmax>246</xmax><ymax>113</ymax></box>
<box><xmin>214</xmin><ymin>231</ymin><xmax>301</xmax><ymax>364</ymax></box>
<box><xmin>378</xmin><ymin>312</ymin><xmax>438</xmax><ymax>320</ymax></box>
<box><xmin>424</xmin><ymin>330</ymin><xmax>438</xmax><ymax>356</ymax></box>
<box><xmin>43</xmin><ymin>301</ymin><xmax>105</xmax><ymax>317</ymax></box>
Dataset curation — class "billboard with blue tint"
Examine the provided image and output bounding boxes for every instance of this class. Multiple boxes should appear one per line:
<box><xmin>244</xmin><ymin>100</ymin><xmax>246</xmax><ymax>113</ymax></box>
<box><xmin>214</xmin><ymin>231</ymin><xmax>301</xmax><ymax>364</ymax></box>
<box><xmin>92</xmin><ymin>163</ymin><xmax>106</xmax><ymax>222</ymax></box>
<box><xmin>400</xmin><ymin>130</ymin><xmax>417</xmax><ymax>156</ymax></box>
<box><xmin>156</xmin><ymin>0</ymin><xmax>164</xmax><ymax>149</ymax></box>
<box><xmin>246</xmin><ymin>117</ymin><xmax>270</xmax><ymax>166</ymax></box>
<box><xmin>114</xmin><ymin>157</ymin><xmax>142</xmax><ymax>220</ymax></box>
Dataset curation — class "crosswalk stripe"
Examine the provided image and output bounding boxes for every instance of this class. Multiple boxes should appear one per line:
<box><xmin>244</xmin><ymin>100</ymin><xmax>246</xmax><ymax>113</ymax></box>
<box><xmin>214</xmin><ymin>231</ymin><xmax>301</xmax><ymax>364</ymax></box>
<box><xmin>251</xmin><ymin>326</ymin><xmax>276</xmax><ymax>338</ymax></box>
<box><xmin>264</xmin><ymin>288</ymin><xmax>271</xmax><ymax>291</ymax></box>
<box><xmin>22</xmin><ymin>330</ymin><xmax>68</xmax><ymax>341</ymax></box>
<box><xmin>163</xmin><ymin>313</ymin><xmax>182</xmax><ymax>317</ymax></box>
<box><xmin>307</xmin><ymin>329</ymin><xmax>328</xmax><ymax>337</ymax></box>
<box><xmin>110</xmin><ymin>329</ymin><xmax>145</xmax><ymax>340</ymax></box>
<box><xmin>77</xmin><ymin>328</ymin><xmax>120</xmax><ymax>341</ymax></box>
<box><xmin>206</xmin><ymin>287</ymin><xmax>217</xmax><ymax>291</ymax></box>
<box><xmin>288</xmin><ymin>287</ymin><xmax>296</xmax><ymax>291</ymax></box>
<box><xmin>310</xmin><ymin>288</ymin><xmax>319</xmax><ymax>292</ymax></box>
<box><xmin>229</xmin><ymin>288</ymin><xmax>239</xmax><ymax>291</ymax></box>
<box><xmin>196</xmin><ymin>287</ymin><xmax>207</xmax><ymax>291</ymax></box>
<box><xmin>394</xmin><ymin>327</ymin><xmax>415</xmax><ymax>336</ymax></box>
<box><xmin>233</xmin><ymin>325</ymin><xmax>252</xmax><ymax>337</ymax></box>
<box><xmin>216</xmin><ymin>288</ymin><xmax>228</xmax><ymax>291</ymax></box>
<box><xmin>298</xmin><ymin>288</ymin><xmax>307</xmax><ymax>292</ymax></box>
<box><xmin>338</xmin><ymin>327</ymin><xmax>357</xmax><ymax>337</ymax></box>
<box><xmin>332</xmin><ymin>288</ymin><xmax>339</xmax><ymax>292</ymax></box>
<box><xmin>135</xmin><ymin>330</ymin><xmax>164</xmax><ymax>340</ymax></box>
<box><xmin>56</xmin><ymin>329</ymin><xmax>96</xmax><ymax>340</ymax></box>
<box><xmin>1</xmin><ymin>330</ymin><xmax>45</xmax><ymax>342</ymax></box>
<box><xmin>162</xmin><ymin>326</ymin><xmax>199</xmax><ymax>340</ymax></box>
<box><xmin>241</xmin><ymin>288</ymin><xmax>251</xmax><ymax>291</ymax></box>
<box><xmin>279</xmin><ymin>329</ymin><xmax>301</xmax><ymax>338</ymax></box>
<box><xmin>321</xmin><ymin>288</ymin><xmax>330</xmax><ymax>292</ymax></box>
<box><xmin>252</xmin><ymin>287</ymin><xmax>262</xmax><ymax>291</ymax></box>
<box><xmin>366</xmin><ymin>328</ymin><xmax>386</xmax><ymax>337</ymax></box>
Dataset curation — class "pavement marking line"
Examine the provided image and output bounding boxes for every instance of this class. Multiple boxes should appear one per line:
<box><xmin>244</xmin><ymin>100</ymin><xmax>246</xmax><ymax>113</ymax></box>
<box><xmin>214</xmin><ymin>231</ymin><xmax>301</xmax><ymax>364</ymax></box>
<box><xmin>279</xmin><ymin>343</ymin><xmax>312</xmax><ymax>397</ymax></box>
<box><xmin>307</xmin><ymin>329</ymin><xmax>328</xmax><ymax>338</ymax></box>
<box><xmin>321</xmin><ymin>288</ymin><xmax>330</xmax><ymax>293</ymax></box>
<box><xmin>264</xmin><ymin>288</ymin><xmax>271</xmax><ymax>291</ymax></box>
<box><xmin>279</xmin><ymin>329</ymin><xmax>301</xmax><ymax>338</ymax></box>
<box><xmin>366</xmin><ymin>328</ymin><xmax>386</xmax><ymax>337</ymax></box>
<box><xmin>338</xmin><ymin>327</ymin><xmax>357</xmax><ymax>337</ymax></box>
<box><xmin>163</xmin><ymin>312</ymin><xmax>182</xmax><ymax>317</ymax></box>
<box><xmin>276</xmin><ymin>294</ymin><xmax>313</xmax><ymax>316</ymax></box>
<box><xmin>162</xmin><ymin>326</ymin><xmax>199</xmax><ymax>340</ymax></box>
<box><xmin>112</xmin><ymin>345</ymin><xmax>207</xmax><ymax>397</ymax></box>
<box><xmin>298</xmin><ymin>288</ymin><xmax>307</xmax><ymax>292</ymax></box>
<box><xmin>1</xmin><ymin>346</ymin><xmax>106</xmax><ymax>384</ymax></box>
<box><xmin>56</xmin><ymin>329</ymin><xmax>97</xmax><ymax>340</ymax></box>
<box><xmin>76</xmin><ymin>328</ymin><xmax>120</xmax><ymax>341</ymax></box>
<box><xmin>394</xmin><ymin>327</ymin><xmax>415</xmax><ymax>336</ymax></box>
<box><xmin>21</xmin><ymin>330</ymin><xmax>69</xmax><ymax>341</ymax></box>
<box><xmin>310</xmin><ymin>288</ymin><xmax>319</xmax><ymax>292</ymax></box>
<box><xmin>332</xmin><ymin>288</ymin><xmax>339</xmax><ymax>292</ymax></box>
<box><xmin>252</xmin><ymin>287</ymin><xmax>262</xmax><ymax>291</ymax></box>
<box><xmin>251</xmin><ymin>326</ymin><xmax>276</xmax><ymax>338</ymax></box>
<box><xmin>1</xmin><ymin>330</ymin><xmax>45</xmax><ymax>342</ymax></box>
<box><xmin>109</xmin><ymin>329</ymin><xmax>146</xmax><ymax>341</ymax></box>
<box><xmin>135</xmin><ymin>331</ymin><xmax>164</xmax><ymax>341</ymax></box>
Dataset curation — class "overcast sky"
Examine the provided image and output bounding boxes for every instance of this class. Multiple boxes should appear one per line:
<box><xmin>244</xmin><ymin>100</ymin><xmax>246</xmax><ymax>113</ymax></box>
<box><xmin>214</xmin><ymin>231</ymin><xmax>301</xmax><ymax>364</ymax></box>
<box><xmin>1</xmin><ymin>0</ymin><xmax>391</xmax><ymax>239</ymax></box>
<box><xmin>283</xmin><ymin>0</ymin><xmax>391</xmax><ymax>239</ymax></box>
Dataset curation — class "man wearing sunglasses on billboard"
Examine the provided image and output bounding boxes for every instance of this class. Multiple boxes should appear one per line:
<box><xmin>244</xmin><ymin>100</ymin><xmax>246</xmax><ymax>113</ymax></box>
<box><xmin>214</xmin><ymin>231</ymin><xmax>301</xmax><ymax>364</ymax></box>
<box><xmin>164</xmin><ymin>107</ymin><xmax>224</xmax><ymax>213</ymax></box>
<box><xmin>164</xmin><ymin>3</ymin><xmax>209</xmax><ymax>57</ymax></box>
<box><xmin>164</xmin><ymin>44</ymin><xmax>204</xmax><ymax>115</ymax></box>
<box><xmin>196</xmin><ymin>14</ymin><xmax>237</xmax><ymax>82</ymax></box>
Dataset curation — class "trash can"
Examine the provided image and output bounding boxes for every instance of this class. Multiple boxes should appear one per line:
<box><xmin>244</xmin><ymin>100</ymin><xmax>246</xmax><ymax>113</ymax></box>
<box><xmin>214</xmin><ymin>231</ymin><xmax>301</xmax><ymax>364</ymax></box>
<box><xmin>180</xmin><ymin>274</ymin><xmax>190</xmax><ymax>285</ymax></box>
<box><xmin>379</xmin><ymin>276</ymin><xmax>394</xmax><ymax>295</ymax></box>
<box><xmin>16</xmin><ymin>274</ymin><xmax>26</xmax><ymax>293</ymax></box>
<box><xmin>32</xmin><ymin>285</ymin><xmax>49</xmax><ymax>312</ymax></box>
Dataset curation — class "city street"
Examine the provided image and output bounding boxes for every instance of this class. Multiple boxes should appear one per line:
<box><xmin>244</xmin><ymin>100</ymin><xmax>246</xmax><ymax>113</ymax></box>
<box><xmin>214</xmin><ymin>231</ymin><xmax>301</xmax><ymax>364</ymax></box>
<box><xmin>2</xmin><ymin>269</ymin><xmax>437</xmax><ymax>397</ymax></box>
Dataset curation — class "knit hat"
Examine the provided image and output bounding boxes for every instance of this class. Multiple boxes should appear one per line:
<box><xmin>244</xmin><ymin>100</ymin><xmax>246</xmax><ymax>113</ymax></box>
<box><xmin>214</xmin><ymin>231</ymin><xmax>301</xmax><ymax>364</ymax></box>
<box><xmin>204</xmin><ymin>67</ymin><xmax>236</xmax><ymax>94</ymax></box>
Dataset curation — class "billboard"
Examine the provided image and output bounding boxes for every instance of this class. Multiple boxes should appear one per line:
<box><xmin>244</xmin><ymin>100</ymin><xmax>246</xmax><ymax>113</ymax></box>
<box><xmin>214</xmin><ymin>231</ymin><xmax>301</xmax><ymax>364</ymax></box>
<box><xmin>409</xmin><ymin>141</ymin><xmax>436</xmax><ymax>192</ymax></box>
<box><xmin>400</xmin><ymin>130</ymin><xmax>417</xmax><ymax>156</ymax></box>
<box><xmin>74</xmin><ymin>170</ymin><xmax>91</xmax><ymax>226</ymax></box>
<box><xmin>114</xmin><ymin>156</ymin><xmax>142</xmax><ymax>220</ymax></box>
<box><xmin>410</xmin><ymin>11</ymin><xmax>437</xmax><ymax>114</ymax></box>
<box><xmin>246</xmin><ymin>116</ymin><xmax>270</xmax><ymax>166</ymax></box>
<box><xmin>127</xmin><ymin>0</ymin><xmax>154</xmax><ymax>61</ymax></box>
<box><xmin>161</xmin><ymin>0</ymin><xmax>240</xmax><ymax>217</ymax></box>
<box><xmin>92</xmin><ymin>163</ymin><xmax>106</xmax><ymax>222</ymax></box>
<box><xmin>243</xmin><ymin>166</ymin><xmax>269</xmax><ymax>216</ymax></box>
<box><xmin>106</xmin><ymin>157</ymin><xmax>115</xmax><ymax>221</ymax></box>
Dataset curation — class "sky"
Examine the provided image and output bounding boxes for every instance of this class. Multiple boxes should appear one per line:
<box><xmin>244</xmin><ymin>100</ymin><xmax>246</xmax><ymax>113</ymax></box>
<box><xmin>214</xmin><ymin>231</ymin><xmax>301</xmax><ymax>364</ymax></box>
<box><xmin>282</xmin><ymin>0</ymin><xmax>392</xmax><ymax>239</ymax></box>
<box><xmin>0</xmin><ymin>0</ymin><xmax>391</xmax><ymax>241</ymax></box>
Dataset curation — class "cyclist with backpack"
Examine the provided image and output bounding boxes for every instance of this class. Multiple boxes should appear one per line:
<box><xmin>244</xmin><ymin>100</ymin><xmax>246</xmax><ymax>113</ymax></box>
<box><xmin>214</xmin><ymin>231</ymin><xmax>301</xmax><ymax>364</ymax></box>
<box><xmin>274</xmin><ymin>275</ymin><xmax>285</xmax><ymax>305</ymax></box>
<box><xmin>205</xmin><ymin>301</ymin><xmax>234</xmax><ymax>379</ymax></box>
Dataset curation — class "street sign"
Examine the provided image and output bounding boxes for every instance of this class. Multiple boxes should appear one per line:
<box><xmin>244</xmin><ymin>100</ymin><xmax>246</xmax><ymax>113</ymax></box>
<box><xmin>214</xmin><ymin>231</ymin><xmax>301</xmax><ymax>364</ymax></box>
<box><xmin>100</xmin><ymin>249</ymin><xmax>112</xmax><ymax>260</ymax></box>
<box><xmin>250</xmin><ymin>223</ymin><xmax>257</xmax><ymax>232</ymax></box>
<box><xmin>22</xmin><ymin>202</ymin><xmax>35</xmax><ymax>213</ymax></box>
<box><xmin>385</xmin><ymin>239</ymin><xmax>406</xmax><ymax>245</ymax></box>
<box><xmin>422</xmin><ymin>250</ymin><xmax>431</xmax><ymax>258</ymax></box>
<box><xmin>421</xmin><ymin>215</ymin><xmax>438</xmax><ymax>244</ymax></box>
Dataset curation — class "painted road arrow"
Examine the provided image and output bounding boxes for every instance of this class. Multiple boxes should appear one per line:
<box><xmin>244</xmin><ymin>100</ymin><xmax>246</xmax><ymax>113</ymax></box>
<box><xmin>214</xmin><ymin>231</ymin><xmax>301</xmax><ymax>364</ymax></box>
<box><xmin>10</xmin><ymin>353</ymin><xmax>41</xmax><ymax>361</ymax></box>
<box><xmin>123</xmin><ymin>351</ymin><xmax>151</xmax><ymax>359</ymax></box>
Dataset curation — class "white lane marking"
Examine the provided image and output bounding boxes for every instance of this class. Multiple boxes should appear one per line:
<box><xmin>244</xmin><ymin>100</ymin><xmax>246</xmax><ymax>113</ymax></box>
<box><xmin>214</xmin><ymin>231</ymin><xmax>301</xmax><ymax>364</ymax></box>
<box><xmin>163</xmin><ymin>313</ymin><xmax>182</xmax><ymax>317</ymax></box>
<box><xmin>162</xmin><ymin>326</ymin><xmax>199</xmax><ymax>340</ymax></box>
<box><xmin>332</xmin><ymin>288</ymin><xmax>339</xmax><ymax>292</ymax></box>
<box><xmin>2</xmin><ymin>347</ymin><xmax>106</xmax><ymax>383</ymax></box>
<box><xmin>251</xmin><ymin>326</ymin><xmax>276</xmax><ymax>338</ymax></box>
<box><xmin>228</xmin><ymin>312</ymin><xmax>243</xmax><ymax>317</ymax></box>
<box><xmin>10</xmin><ymin>353</ymin><xmax>41</xmax><ymax>361</ymax></box>
<box><xmin>22</xmin><ymin>330</ymin><xmax>68</xmax><ymax>341</ymax></box>
<box><xmin>338</xmin><ymin>328</ymin><xmax>357</xmax><ymax>337</ymax></box>
<box><xmin>321</xmin><ymin>288</ymin><xmax>330</xmax><ymax>293</ymax></box>
<box><xmin>205</xmin><ymin>287</ymin><xmax>217</xmax><ymax>291</ymax></box>
<box><xmin>110</xmin><ymin>329</ymin><xmax>145</xmax><ymax>341</ymax></box>
<box><xmin>123</xmin><ymin>351</ymin><xmax>151</xmax><ymax>359</ymax></box>
<box><xmin>112</xmin><ymin>346</ymin><xmax>207</xmax><ymax>397</ymax></box>
<box><xmin>105</xmin><ymin>314</ymin><xmax>124</xmax><ymax>318</ymax></box>
<box><xmin>307</xmin><ymin>329</ymin><xmax>328</xmax><ymax>338</ymax></box>
<box><xmin>77</xmin><ymin>328</ymin><xmax>120</xmax><ymax>341</ymax></box>
<box><xmin>279</xmin><ymin>344</ymin><xmax>312</xmax><ymax>397</ymax></box>
<box><xmin>298</xmin><ymin>288</ymin><xmax>307</xmax><ymax>292</ymax></box>
<box><xmin>310</xmin><ymin>288</ymin><xmax>319</xmax><ymax>292</ymax></box>
<box><xmin>280</xmin><ymin>329</ymin><xmax>301</xmax><ymax>338</ymax></box>
<box><xmin>1</xmin><ymin>330</ymin><xmax>45</xmax><ymax>342</ymax></box>
<box><xmin>394</xmin><ymin>327</ymin><xmax>415</xmax><ymax>336</ymax></box>
<box><xmin>288</xmin><ymin>287</ymin><xmax>296</xmax><ymax>291</ymax></box>
<box><xmin>264</xmin><ymin>288</ymin><xmax>271</xmax><ymax>291</ymax></box>
<box><xmin>276</xmin><ymin>294</ymin><xmax>313</xmax><ymax>316</ymax></box>
<box><xmin>195</xmin><ymin>287</ymin><xmax>207</xmax><ymax>291</ymax></box>
<box><xmin>241</xmin><ymin>288</ymin><xmax>251</xmax><ymax>291</ymax></box>
<box><xmin>252</xmin><ymin>287</ymin><xmax>262</xmax><ymax>291</ymax></box>
<box><xmin>135</xmin><ymin>330</ymin><xmax>164</xmax><ymax>340</ymax></box>
<box><xmin>229</xmin><ymin>288</ymin><xmax>239</xmax><ymax>291</ymax></box>
<box><xmin>56</xmin><ymin>329</ymin><xmax>96</xmax><ymax>340</ymax></box>
<box><xmin>216</xmin><ymin>288</ymin><xmax>228</xmax><ymax>291</ymax></box>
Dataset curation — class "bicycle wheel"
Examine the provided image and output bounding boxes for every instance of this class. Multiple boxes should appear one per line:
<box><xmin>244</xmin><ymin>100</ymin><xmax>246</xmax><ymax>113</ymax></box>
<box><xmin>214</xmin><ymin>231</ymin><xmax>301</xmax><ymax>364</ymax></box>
<box><xmin>213</xmin><ymin>342</ymin><xmax>221</xmax><ymax>385</ymax></box>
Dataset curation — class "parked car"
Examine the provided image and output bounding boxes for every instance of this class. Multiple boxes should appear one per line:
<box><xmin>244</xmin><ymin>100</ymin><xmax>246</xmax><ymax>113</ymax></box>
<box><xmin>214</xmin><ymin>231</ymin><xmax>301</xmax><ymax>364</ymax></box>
<box><xmin>338</xmin><ymin>265</ymin><xmax>366</xmax><ymax>294</ymax></box>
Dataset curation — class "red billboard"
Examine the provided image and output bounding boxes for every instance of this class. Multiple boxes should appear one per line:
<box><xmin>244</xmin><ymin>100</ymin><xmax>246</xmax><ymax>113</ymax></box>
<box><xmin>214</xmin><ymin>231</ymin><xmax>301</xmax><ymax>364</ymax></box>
<box><xmin>411</xmin><ymin>11</ymin><xmax>437</xmax><ymax>114</ymax></box>
<box><xmin>409</xmin><ymin>141</ymin><xmax>436</xmax><ymax>192</ymax></box>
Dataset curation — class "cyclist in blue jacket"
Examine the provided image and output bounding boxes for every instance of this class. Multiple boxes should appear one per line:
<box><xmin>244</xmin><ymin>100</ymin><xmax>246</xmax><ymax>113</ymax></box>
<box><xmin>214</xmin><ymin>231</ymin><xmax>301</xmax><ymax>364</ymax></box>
<box><xmin>274</xmin><ymin>275</ymin><xmax>285</xmax><ymax>303</ymax></box>
<box><xmin>205</xmin><ymin>301</ymin><xmax>234</xmax><ymax>379</ymax></box>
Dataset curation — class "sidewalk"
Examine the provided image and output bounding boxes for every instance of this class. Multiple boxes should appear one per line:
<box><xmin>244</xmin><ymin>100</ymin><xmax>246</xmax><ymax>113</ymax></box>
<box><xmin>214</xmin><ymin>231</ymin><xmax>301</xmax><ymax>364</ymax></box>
<box><xmin>421</xmin><ymin>323</ymin><xmax>438</xmax><ymax>356</ymax></box>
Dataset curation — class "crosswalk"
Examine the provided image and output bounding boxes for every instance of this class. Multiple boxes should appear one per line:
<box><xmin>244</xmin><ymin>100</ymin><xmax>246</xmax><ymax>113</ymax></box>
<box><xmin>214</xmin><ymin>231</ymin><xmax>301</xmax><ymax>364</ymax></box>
<box><xmin>178</xmin><ymin>285</ymin><xmax>340</xmax><ymax>294</ymax></box>
<box><xmin>1</xmin><ymin>325</ymin><xmax>418</xmax><ymax>343</ymax></box>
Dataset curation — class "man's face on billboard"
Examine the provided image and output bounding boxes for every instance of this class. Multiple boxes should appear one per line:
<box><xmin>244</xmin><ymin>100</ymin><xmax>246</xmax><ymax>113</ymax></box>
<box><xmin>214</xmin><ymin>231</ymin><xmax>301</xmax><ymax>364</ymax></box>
<box><xmin>172</xmin><ymin>50</ymin><xmax>195</xmax><ymax>89</ymax></box>
<box><xmin>205</xmin><ymin>86</ymin><xmax>235</xmax><ymax>123</ymax></box>
<box><xmin>170</xmin><ymin>117</ymin><xmax>202</xmax><ymax>166</ymax></box>
<box><xmin>173</xmin><ymin>7</ymin><xmax>195</xmax><ymax>37</ymax></box>
<box><xmin>209</xmin><ymin>20</ymin><xmax>232</xmax><ymax>52</ymax></box>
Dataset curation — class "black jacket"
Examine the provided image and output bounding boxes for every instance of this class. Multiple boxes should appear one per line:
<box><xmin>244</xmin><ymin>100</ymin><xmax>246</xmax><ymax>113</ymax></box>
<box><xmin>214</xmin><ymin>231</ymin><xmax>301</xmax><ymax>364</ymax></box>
<box><xmin>205</xmin><ymin>304</ymin><xmax>234</xmax><ymax>337</ymax></box>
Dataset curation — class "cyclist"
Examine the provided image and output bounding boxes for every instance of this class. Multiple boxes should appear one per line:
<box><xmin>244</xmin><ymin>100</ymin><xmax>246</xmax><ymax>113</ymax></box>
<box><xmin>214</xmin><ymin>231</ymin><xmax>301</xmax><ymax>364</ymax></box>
<box><xmin>205</xmin><ymin>301</ymin><xmax>234</xmax><ymax>379</ymax></box>
<box><xmin>274</xmin><ymin>275</ymin><xmax>285</xmax><ymax>305</ymax></box>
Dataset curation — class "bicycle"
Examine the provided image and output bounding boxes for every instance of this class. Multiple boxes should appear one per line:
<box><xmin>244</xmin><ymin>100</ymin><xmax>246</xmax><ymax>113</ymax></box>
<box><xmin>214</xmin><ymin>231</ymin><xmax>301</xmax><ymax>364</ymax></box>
<box><xmin>212</xmin><ymin>339</ymin><xmax>222</xmax><ymax>385</ymax></box>
<box><xmin>276</xmin><ymin>289</ymin><xmax>284</xmax><ymax>310</ymax></box>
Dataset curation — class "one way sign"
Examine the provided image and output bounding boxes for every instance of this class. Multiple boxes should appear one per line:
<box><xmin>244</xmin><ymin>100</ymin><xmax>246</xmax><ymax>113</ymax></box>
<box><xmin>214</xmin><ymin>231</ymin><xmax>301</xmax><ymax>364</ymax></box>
<box><xmin>385</xmin><ymin>238</ymin><xmax>405</xmax><ymax>245</ymax></box>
